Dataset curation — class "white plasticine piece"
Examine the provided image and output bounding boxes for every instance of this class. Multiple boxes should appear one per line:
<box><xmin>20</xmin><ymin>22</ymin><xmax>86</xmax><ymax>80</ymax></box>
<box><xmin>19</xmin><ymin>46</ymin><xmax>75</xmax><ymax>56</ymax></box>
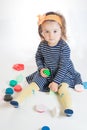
<box><xmin>35</xmin><ymin>104</ymin><xmax>47</xmax><ymax>113</ymax></box>
<box><xmin>75</xmin><ymin>84</ymin><xmax>84</xmax><ymax>92</ymax></box>
<box><xmin>51</xmin><ymin>106</ymin><xmax>60</xmax><ymax>117</ymax></box>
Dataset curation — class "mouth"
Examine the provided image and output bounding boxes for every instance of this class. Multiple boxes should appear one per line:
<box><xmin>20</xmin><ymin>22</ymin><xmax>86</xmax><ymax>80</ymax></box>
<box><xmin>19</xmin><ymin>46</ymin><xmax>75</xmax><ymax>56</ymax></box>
<box><xmin>49</xmin><ymin>39</ymin><xmax>54</xmax><ymax>41</ymax></box>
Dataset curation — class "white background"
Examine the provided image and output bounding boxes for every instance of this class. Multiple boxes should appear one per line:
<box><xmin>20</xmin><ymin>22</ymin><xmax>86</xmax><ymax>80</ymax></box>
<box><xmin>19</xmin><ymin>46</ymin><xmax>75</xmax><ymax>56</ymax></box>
<box><xmin>0</xmin><ymin>0</ymin><xmax>87</xmax><ymax>130</ymax></box>
<box><xmin>0</xmin><ymin>0</ymin><xmax>87</xmax><ymax>80</ymax></box>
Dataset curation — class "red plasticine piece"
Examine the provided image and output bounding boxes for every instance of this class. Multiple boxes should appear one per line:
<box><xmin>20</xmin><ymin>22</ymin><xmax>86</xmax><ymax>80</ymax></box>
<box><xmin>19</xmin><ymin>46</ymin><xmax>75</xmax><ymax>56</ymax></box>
<box><xmin>14</xmin><ymin>85</ymin><xmax>22</xmax><ymax>92</ymax></box>
<box><xmin>13</xmin><ymin>64</ymin><xmax>24</xmax><ymax>71</ymax></box>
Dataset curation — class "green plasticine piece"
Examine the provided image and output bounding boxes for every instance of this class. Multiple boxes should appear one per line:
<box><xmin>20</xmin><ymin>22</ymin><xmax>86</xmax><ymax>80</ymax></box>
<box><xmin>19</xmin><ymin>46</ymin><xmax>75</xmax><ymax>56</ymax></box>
<box><xmin>50</xmin><ymin>90</ymin><xmax>55</xmax><ymax>95</ymax></box>
<box><xmin>16</xmin><ymin>74</ymin><xmax>24</xmax><ymax>83</ymax></box>
<box><xmin>9</xmin><ymin>80</ymin><xmax>17</xmax><ymax>87</ymax></box>
<box><xmin>43</xmin><ymin>69</ymin><xmax>51</xmax><ymax>76</ymax></box>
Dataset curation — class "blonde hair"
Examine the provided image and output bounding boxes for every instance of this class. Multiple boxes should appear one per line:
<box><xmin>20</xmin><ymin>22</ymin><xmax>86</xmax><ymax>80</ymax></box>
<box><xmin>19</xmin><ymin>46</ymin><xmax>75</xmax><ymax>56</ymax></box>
<box><xmin>38</xmin><ymin>11</ymin><xmax>67</xmax><ymax>41</ymax></box>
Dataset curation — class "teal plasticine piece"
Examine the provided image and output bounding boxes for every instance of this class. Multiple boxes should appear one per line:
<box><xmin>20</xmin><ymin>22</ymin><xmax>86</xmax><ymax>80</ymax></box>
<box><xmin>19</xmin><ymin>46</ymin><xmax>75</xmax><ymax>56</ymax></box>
<box><xmin>9</xmin><ymin>80</ymin><xmax>17</xmax><ymax>87</ymax></box>
<box><xmin>43</xmin><ymin>69</ymin><xmax>51</xmax><ymax>76</ymax></box>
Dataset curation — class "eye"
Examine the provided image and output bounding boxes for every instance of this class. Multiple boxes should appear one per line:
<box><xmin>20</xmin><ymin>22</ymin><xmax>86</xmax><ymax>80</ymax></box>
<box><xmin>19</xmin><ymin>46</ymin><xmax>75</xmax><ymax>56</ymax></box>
<box><xmin>45</xmin><ymin>30</ymin><xmax>49</xmax><ymax>33</ymax></box>
<box><xmin>54</xmin><ymin>30</ymin><xmax>57</xmax><ymax>33</ymax></box>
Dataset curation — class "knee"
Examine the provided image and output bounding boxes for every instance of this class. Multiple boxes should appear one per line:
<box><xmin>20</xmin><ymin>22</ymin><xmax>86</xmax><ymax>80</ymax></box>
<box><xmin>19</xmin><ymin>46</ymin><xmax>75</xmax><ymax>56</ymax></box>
<box><xmin>61</xmin><ymin>83</ymin><xmax>69</xmax><ymax>88</ymax></box>
<box><xmin>58</xmin><ymin>82</ymin><xmax>69</xmax><ymax>93</ymax></box>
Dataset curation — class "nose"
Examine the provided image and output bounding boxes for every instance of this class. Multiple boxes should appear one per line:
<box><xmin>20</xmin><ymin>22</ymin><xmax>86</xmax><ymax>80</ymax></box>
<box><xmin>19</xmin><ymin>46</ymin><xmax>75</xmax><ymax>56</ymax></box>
<box><xmin>49</xmin><ymin>32</ymin><xmax>53</xmax><ymax>39</ymax></box>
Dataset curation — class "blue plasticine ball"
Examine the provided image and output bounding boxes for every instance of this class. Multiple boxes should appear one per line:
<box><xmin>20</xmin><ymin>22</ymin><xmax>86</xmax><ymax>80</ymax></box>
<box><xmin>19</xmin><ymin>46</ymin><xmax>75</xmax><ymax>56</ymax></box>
<box><xmin>5</xmin><ymin>88</ymin><xmax>14</xmax><ymax>94</ymax></box>
<box><xmin>82</xmin><ymin>82</ymin><xmax>87</xmax><ymax>89</ymax></box>
<box><xmin>42</xmin><ymin>126</ymin><xmax>50</xmax><ymax>130</ymax></box>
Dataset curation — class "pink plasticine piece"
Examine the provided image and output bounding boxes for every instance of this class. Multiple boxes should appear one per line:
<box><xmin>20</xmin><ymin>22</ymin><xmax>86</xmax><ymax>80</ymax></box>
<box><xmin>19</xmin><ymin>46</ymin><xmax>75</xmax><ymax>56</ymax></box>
<box><xmin>75</xmin><ymin>85</ymin><xmax>84</xmax><ymax>92</ymax></box>
<box><xmin>35</xmin><ymin>104</ymin><xmax>47</xmax><ymax>113</ymax></box>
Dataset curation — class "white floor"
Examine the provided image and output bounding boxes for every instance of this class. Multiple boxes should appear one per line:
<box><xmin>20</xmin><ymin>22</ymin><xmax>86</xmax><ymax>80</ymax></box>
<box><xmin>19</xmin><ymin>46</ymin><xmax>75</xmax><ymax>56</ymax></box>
<box><xmin>0</xmin><ymin>57</ymin><xmax>87</xmax><ymax>130</ymax></box>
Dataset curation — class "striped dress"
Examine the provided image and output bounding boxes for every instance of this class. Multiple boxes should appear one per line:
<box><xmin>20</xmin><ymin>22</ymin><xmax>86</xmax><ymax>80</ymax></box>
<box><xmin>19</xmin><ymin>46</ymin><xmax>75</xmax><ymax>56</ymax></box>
<box><xmin>26</xmin><ymin>39</ymin><xmax>82</xmax><ymax>92</ymax></box>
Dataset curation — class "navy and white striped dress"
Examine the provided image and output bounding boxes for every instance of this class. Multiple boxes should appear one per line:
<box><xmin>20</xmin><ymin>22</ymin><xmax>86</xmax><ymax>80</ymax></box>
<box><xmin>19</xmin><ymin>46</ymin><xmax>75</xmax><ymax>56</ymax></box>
<box><xmin>26</xmin><ymin>39</ymin><xmax>82</xmax><ymax>92</ymax></box>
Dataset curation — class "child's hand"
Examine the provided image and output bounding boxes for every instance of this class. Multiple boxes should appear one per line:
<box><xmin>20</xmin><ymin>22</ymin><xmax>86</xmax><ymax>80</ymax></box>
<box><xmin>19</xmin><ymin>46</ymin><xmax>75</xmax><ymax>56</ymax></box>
<box><xmin>48</xmin><ymin>82</ymin><xmax>58</xmax><ymax>92</ymax></box>
<box><xmin>40</xmin><ymin>68</ymin><xmax>48</xmax><ymax>78</ymax></box>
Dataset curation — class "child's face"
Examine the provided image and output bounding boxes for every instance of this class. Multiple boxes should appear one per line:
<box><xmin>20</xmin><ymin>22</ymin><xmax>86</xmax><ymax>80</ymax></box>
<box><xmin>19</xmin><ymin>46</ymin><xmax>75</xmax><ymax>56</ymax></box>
<box><xmin>41</xmin><ymin>21</ymin><xmax>61</xmax><ymax>46</ymax></box>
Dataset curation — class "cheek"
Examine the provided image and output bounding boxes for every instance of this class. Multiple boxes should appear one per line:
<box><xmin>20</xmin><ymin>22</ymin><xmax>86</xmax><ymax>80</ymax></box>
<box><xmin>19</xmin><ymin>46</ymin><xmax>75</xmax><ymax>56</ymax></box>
<box><xmin>57</xmin><ymin>31</ymin><xmax>62</xmax><ymax>37</ymax></box>
<box><xmin>59</xmin><ymin>28</ymin><xmax>62</xmax><ymax>36</ymax></box>
<box><xmin>42</xmin><ymin>34</ymin><xmax>48</xmax><ymax>39</ymax></box>
<box><xmin>58</xmin><ymin>32</ymin><xmax>61</xmax><ymax>37</ymax></box>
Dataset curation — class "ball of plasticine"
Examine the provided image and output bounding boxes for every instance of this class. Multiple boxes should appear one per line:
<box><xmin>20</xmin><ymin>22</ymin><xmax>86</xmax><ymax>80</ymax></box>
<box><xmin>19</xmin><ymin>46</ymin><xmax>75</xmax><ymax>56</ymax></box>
<box><xmin>16</xmin><ymin>74</ymin><xmax>24</xmax><ymax>83</ymax></box>
<box><xmin>9</xmin><ymin>80</ymin><xmax>17</xmax><ymax>87</ymax></box>
<box><xmin>51</xmin><ymin>106</ymin><xmax>60</xmax><ymax>117</ymax></box>
<box><xmin>82</xmin><ymin>82</ymin><xmax>87</xmax><ymax>89</ymax></box>
<box><xmin>41</xmin><ymin>126</ymin><xmax>50</xmax><ymax>130</ymax></box>
<box><xmin>35</xmin><ymin>104</ymin><xmax>47</xmax><ymax>113</ymax></box>
<box><xmin>14</xmin><ymin>85</ymin><xmax>22</xmax><ymax>92</ymax></box>
<box><xmin>43</xmin><ymin>69</ymin><xmax>51</xmax><ymax>76</ymax></box>
<box><xmin>12</xmin><ymin>64</ymin><xmax>24</xmax><ymax>71</ymax></box>
<box><xmin>75</xmin><ymin>84</ymin><xmax>84</xmax><ymax>92</ymax></box>
<box><xmin>4</xmin><ymin>94</ymin><xmax>13</xmax><ymax>102</ymax></box>
<box><xmin>5</xmin><ymin>88</ymin><xmax>14</xmax><ymax>95</ymax></box>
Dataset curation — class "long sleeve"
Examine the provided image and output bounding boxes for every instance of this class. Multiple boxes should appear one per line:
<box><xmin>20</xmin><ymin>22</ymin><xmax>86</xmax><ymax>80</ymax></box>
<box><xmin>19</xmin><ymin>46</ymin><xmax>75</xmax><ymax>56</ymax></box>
<box><xmin>35</xmin><ymin>44</ymin><xmax>45</xmax><ymax>70</ymax></box>
<box><xmin>53</xmin><ymin>44</ymin><xmax>71</xmax><ymax>84</ymax></box>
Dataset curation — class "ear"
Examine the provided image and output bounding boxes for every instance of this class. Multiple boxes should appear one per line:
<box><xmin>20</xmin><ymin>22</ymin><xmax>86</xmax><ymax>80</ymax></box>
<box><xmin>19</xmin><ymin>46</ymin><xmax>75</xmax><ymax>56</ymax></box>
<box><xmin>41</xmin><ymin>32</ymin><xmax>45</xmax><ymax>38</ymax></box>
